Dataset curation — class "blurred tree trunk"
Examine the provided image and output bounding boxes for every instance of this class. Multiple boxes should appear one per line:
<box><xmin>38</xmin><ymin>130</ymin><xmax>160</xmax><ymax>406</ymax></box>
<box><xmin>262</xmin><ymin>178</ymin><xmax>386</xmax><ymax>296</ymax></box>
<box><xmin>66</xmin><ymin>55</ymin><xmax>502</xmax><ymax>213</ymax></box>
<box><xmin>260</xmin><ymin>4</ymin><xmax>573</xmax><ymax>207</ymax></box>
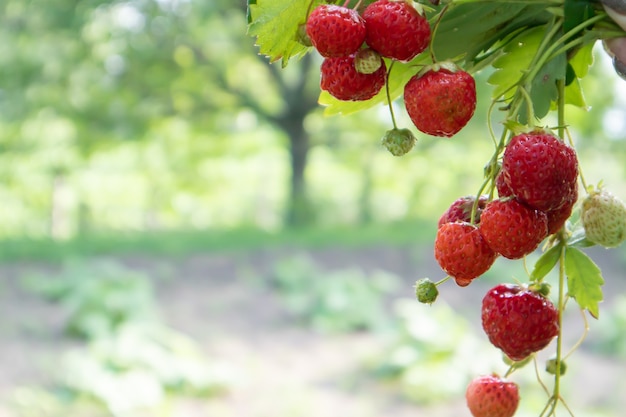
<box><xmin>277</xmin><ymin>96</ymin><xmax>313</xmax><ymax>226</ymax></box>
<box><xmin>268</xmin><ymin>54</ymin><xmax>318</xmax><ymax>227</ymax></box>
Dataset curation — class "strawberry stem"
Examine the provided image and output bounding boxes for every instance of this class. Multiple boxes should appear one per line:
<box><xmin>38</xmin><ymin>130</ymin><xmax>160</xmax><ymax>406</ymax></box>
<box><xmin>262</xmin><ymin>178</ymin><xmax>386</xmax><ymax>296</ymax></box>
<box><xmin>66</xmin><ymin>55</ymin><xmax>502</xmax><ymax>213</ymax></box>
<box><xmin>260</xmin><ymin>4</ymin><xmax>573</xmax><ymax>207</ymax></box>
<box><xmin>385</xmin><ymin>61</ymin><xmax>399</xmax><ymax>129</ymax></box>
<box><xmin>563</xmin><ymin>307</ymin><xmax>589</xmax><ymax>361</ymax></box>
<box><xmin>428</xmin><ymin>4</ymin><xmax>450</xmax><ymax>64</ymax></box>
<box><xmin>304</xmin><ymin>0</ymin><xmax>317</xmax><ymax>20</ymax></box>
<box><xmin>434</xmin><ymin>276</ymin><xmax>450</xmax><ymax>286</ymax></box>
<box><xmin>564</xmin><ymin>126</ymin><xmax>590</xmax><ymax>193</ymax></box>
<box><xmin>549</xmin><ymin>242</ymin><xmax>567</xmax><ymax>416</ymax></box>
<box><xmin>557</xmin><ymin>79</ymin><xmax>565</xmax><ymax>141</ymax></box>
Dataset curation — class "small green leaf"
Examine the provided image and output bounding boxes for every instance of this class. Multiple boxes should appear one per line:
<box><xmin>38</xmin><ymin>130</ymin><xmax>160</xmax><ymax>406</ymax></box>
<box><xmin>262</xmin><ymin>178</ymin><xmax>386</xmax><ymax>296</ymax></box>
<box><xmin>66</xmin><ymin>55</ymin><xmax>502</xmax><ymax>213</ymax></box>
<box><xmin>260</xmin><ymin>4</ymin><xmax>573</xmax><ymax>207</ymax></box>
<box><xmin>530</xmin><ymin>243</ymin><xmax>562</xmax><ymax>282</ymax></box>
<box><xmin>564</xmin><ymin>247</ymin><xmax>604</xmax><ymax>318</ymax></box>
<box><xmin>248</xmin><ymin>0</ymin><xmax>319</xmax><ymax>66</ymax></box>
<box><xmin>524</xmin><ymin>50</ymin><xmax>566</xmax><ymax>121</ymax></box>
<box><xmin>488</xmin><ymin>27</ymin><xmax>544</xmax><ymax>100</ymax></box>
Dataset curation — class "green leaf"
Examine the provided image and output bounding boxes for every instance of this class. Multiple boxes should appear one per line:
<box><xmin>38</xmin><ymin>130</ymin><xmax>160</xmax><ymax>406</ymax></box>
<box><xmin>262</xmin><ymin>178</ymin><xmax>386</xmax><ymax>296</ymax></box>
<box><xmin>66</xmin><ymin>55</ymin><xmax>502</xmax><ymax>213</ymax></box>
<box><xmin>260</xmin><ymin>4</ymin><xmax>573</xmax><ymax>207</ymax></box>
<box><xmin>247</xmin><ymin>0</ymin><xmax>319</xmax><ymax>67</ymax></box>
<box><xmin>564</xmin><ymin>0</ymin><xmax>596</xmax><ymax>35</ymax></box>
<box><xmin>488</xmin><ymin>27</ymin><xmax>544</xmax><ymax>100</ymax></box>
<box><xmin>564</xmin><ymin>77</ymin><xmax>586</xmax><ymax>108</ymax></box>
<box><xmin>432</xmin><ymin>3</ymin><xmax>551</xmax><ymax>69</ymax></box>
<box><xmin>569</xmin><ymin>42</ymin><xmax>594</xmax><ymax>79</ymax></box>
<box><xmin>525</xmin><ymin>49</ymin><xmax>566</xmax><ymax>120</ymax></box>
<box><xmin>530</xmin><ymin>243</ymin><xmax>562</xmax><ymax>282</ymax></box>
<box><xmin>564</xmin><ymin>247</ymin><xmax>604</xmax><ymax>318</ymax></box>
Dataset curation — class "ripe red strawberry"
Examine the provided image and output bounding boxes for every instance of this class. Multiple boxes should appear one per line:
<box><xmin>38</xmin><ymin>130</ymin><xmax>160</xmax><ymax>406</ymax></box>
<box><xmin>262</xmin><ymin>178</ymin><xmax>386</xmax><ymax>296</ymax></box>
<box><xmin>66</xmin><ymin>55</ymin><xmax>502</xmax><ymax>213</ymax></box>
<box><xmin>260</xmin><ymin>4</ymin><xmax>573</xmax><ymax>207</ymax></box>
<box><xmin>495</xmin><ymin>171</ymin><xmax>513</xmax><ymax>198</ymax></box>
<box><xmin>479</xmin><ymin>199</ymin><xmax>548</xmax><ymax>259</ymax></box>
<box><xmin>404</xmin><ymin>67</ymin><xmax>477</xmax><ymax>137</ymax></box>
<box><xmin>546</xmin><ymin>185</ymin><xmax>578</xmax><ymax>235</ymax></box>
<box><xmin>481</xmin><ymin>283</ymin><xmax>559</xmax><ymax>361</ymax></box>
<box><xmin>306</xmin><ymin>5</ymin><xmax>366</xmax><ymax>58</ymax></box>
<box><xmin>438</xmin><ymin>195</ymin><xmax>488</xmax><ymax>228</ymax></box>
<box><xmin>501</xmin><ymin>131</ymin><xmax>578</xmax><ymax>212</ymax></box>
<box><xmin>320</xmin><ymin>54</ymin><xmax>386</xmax><ymax>101</ymax></box>
<box><xmin>363</xmin><ymin>0</ymin><xmax>431</xmax><ymax>61</ymax></box>
<box><xmin>466</xmin><ymin>374</ymin><xmax>520</xmax><ymax>417</ymax></box>
<box><xmin>434</xmin><ymin>222</ymin><xmax>497</xmax><ymax>286</ymax></box>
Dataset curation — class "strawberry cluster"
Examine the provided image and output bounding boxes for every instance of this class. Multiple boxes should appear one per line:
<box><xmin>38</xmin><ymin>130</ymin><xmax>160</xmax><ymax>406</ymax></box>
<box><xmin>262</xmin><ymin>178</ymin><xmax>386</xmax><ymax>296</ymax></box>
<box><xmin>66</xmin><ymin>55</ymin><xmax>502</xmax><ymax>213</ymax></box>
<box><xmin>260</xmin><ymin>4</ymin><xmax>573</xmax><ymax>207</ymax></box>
<box><xmin>432</xmin><ymin>129</ymin><xmax>577</xmax><ymax>376</ymax></box>
<box><xmin>304</xmin><ymin>0</ymin><xmax>477</xmax><ymax>143</ymax></box>
<box><xmin>429</xmin><ymin>129</ymin><xmax>580</xmax><ymax>416</ymax></box>
<box><xmin>435</xmin><ymin>129</ymin><xmax>579</xmax><ymax>287</ymax></box>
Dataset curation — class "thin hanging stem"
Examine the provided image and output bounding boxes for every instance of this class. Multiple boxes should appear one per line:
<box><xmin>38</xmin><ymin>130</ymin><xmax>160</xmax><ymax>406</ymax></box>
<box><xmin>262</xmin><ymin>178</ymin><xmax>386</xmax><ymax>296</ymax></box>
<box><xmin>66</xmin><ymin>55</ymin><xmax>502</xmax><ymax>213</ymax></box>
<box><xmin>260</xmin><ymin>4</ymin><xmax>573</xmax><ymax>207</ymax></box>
<box><xmin>564</xmin><ymin>307</ymin><xmax>589</xmax><ymax>360</ymax></box>
<box><xmin>428</xmin><ymin>4</ymin><xmax>450</xmax><ymax>63</ymax></box>
<box><xmin>385</xmin><ymin>61</ymin><xmax>398</xmax><ymax>129</ymax></box>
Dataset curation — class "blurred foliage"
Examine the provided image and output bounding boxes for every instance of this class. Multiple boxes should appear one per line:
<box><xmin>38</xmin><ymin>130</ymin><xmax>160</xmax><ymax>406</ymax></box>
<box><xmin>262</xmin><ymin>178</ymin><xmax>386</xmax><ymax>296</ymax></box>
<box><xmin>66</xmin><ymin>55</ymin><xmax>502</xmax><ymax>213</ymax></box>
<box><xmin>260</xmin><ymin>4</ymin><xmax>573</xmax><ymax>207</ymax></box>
<box><xmin>586</xmin><ymin>295</ymin><xmax>626</xmax><ymax>357</ymax></box>
<box><xmin>269</xmin><ymin>254</ymin><xmax>400</xmax><ymax>333</ymax></box>
<box><xmin>23</xmin><ymin>259</ymin><xmax>157</xmax><ymax>339</ymax></box>
<box><xmin>0</xmin><ymin>1</ymin><xmax>623</xmax><ymax>239</ymax></box>
<box><xmin>17</xmin><ymin>259</ymin><xmax>235</xmax><ymax>416</ymax></box>
<box><xmin>0</xmin><ymin>219</ymin><xmax>436</xmax><ymax>262</ymax></box>
<box><xmin>366</xmin><ymin>299</ymin><xmax>500</xmax><ymax>403</ymax></box>
<box><xmin>54</xmin><ymin>323</ymin><xmax>235</xmax><ymax>416</ymax></box>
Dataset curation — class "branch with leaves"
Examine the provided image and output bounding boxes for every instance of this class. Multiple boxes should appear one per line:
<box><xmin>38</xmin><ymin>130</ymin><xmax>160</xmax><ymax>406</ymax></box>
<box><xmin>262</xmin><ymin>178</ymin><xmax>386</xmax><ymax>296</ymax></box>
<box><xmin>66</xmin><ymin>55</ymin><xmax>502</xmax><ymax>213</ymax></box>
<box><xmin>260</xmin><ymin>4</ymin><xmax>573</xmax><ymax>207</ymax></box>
<box><xmin>248</xmin><ymin>0</ymin><xmax>626</xmax><ymax>415</ymax></box>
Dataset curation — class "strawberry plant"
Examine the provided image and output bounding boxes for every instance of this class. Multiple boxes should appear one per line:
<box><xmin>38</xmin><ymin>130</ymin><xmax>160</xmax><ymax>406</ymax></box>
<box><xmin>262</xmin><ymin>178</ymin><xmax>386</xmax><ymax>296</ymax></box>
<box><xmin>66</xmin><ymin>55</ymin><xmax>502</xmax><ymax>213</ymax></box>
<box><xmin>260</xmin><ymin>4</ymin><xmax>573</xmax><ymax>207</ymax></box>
<box><xmin>247</xmin><ymin>0</ymin><xmax>626</xmax><ymax>415</ymax></box>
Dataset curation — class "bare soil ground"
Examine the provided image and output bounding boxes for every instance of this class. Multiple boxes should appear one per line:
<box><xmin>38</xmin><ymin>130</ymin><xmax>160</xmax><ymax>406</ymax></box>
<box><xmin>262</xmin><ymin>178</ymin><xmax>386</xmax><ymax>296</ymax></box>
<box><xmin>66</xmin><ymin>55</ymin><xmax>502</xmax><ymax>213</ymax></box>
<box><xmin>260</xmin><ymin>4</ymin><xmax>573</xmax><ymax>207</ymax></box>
<box><xmin>0</xmin><ymin>245</ymin><xmax>624</xmax><ymax>417</ymax></box>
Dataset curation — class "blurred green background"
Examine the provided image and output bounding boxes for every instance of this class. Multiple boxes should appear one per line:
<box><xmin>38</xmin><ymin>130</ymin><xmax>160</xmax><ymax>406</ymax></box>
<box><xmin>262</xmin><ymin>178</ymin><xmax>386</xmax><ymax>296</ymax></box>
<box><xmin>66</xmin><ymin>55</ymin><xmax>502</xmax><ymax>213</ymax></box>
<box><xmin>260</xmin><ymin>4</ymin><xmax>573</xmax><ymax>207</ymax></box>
<box><xmin>1</xmin><ymin>1</ymin><xmax>626</xmax><ymax>416</ymax></box>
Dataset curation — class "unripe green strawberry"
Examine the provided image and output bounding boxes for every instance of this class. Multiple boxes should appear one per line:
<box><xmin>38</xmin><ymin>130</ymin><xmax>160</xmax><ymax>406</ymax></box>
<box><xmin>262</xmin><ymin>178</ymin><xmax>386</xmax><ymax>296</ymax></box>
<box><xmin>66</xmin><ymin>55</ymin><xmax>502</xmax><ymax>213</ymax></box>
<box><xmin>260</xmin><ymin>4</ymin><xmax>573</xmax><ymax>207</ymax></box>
<box><xmin>582</xmin><ymin>187</ymin><xmax>626</xmax><ymax>248</ymax></box>
<box><xmin>414</xmin><ymin>278</ymin><xmax>439</xmax><ymax>304</ymax></box>
<box><xmin>355</xmin><ymin>48</ymin><xmax>383</xmax><ymax>74</ymax></box>
<box><xmin>381</xmin><ymin>128</ymin><xmax>416</xmax><ymax>156</ymax></box>
<box><xmin>466</xmin><ymin>374</ymin><xmax>520</xmax><ymax>417</ymax></box>
<box><xmin>546</xmin><ymin>357</ymin><xmax>567</xmax><ymax>376</ymax></box>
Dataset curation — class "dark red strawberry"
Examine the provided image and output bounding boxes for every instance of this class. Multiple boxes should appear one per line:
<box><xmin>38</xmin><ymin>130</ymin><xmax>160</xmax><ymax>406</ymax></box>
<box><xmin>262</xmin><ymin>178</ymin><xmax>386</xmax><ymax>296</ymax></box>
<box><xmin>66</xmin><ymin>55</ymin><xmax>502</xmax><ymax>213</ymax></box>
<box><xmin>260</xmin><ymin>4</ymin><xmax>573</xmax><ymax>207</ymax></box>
<box><xmin>404</xmin><ymin>67</ymin><xmax>477</xmax><ymax>137</ymax></box>
<box><xmin>479</xmin><ymin>199</ymin><xmax>548</xmax><ymax>259</ymax></box>
<box><xmin>546</xmin><ymin>185</ymin><xmax>578</xmax><ymax>235</ymax></box>
<box><xmin>495</xmin><ymin>170</ymin><xmax>513</xmax><ymax>198</ymax></box>
<box><xmin>363</xmin><ymin>0</ymin><xmax>431</xmax><ymax>61</ymax></box>
<box><xmin>501</xmin><ymin>131</ymin><xmax>578</xmax><ymax>212</ymax></box>
<box><xmin>306</xmin><ymin>5</ymin><xmax>366</xmax><ymax>58</ymax></box>
<box><xmin>481</xmin><ymin>283</ymin><xmax>559</xmax><ymax>361</ymax></box>
<box><xmin>320</xmin><ymin>54</ymin><xmax>386</xmax><ymax>101</ymax></box>
<box><xmin>438</xmin><ymin>195</ymin><xmax>488</xmax><ymax>228</ymax></box>
<box><xmin>466</xmin><ymin>374</ymin><xmax>520</xmax><ymax>417</ymax></box>
<box><xmin>434</xmin><ymin>222</ymin><xmax>497</xmax><ymax>286</ymax></box>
